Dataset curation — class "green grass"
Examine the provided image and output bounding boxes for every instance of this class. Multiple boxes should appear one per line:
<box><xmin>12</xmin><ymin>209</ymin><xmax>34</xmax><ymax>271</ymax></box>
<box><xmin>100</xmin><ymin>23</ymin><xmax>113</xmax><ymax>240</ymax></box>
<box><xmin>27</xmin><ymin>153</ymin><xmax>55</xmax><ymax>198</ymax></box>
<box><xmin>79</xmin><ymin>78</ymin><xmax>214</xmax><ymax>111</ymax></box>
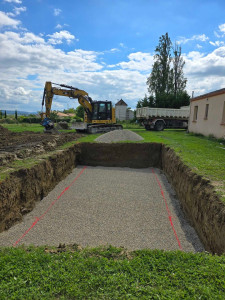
<box><xmin>0</xmin><ymin>246</ymin><xmax>224</xmax><ymax>299</ymax></box>
<box><xmin>1</xmin><ymin>123</ymin><xmax>43</xmax><ymax>132</ymax></box>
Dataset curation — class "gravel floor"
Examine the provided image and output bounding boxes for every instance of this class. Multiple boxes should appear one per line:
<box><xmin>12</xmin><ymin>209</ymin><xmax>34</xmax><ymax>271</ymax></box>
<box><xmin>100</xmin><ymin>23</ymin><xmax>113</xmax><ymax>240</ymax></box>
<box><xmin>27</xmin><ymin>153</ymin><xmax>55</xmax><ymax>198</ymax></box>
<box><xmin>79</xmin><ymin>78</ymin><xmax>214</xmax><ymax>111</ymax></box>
<box><xmin>0</xmin><ymin>166</ymin><xmax>204</xmax><ymax>252</ymax></box>
<box><xmin>95</xmin><ymin>129</ymin><xmax>144</xmax><ymax>143</ymax></box>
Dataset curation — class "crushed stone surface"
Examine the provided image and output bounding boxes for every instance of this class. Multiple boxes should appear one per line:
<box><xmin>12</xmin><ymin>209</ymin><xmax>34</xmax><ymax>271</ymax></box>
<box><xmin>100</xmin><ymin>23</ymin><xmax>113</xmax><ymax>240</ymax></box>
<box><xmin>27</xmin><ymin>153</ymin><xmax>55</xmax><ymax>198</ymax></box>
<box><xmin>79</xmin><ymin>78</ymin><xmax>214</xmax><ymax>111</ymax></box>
<box><xmin>95</xmin><ymin>129</ymin><xmax>144</xmax><ymax>143</ymax></box>
<box><xmin>0</xmin><ymin>166</ymin><xmax>204</xmax><ymax>252</ymax></box>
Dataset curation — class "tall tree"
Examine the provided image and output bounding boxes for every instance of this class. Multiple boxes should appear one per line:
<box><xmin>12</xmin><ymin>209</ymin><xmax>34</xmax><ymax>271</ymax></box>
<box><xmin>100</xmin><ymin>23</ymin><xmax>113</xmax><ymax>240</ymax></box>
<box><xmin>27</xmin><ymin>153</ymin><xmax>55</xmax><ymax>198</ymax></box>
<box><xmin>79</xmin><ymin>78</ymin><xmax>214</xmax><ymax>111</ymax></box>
<box><xmin>146</xmin><ymin>33</ymin><xmax>190</xmax><ymax>108</ymax></box>
<box><xmin>147</xmin><ymin>33</ymin><xmax>173</xmax><ymax>101</ymax></box>
<box><xmin>173</xmin><ymin>43</ymin><xmax>187</xmax><ymax>97</ymax></box>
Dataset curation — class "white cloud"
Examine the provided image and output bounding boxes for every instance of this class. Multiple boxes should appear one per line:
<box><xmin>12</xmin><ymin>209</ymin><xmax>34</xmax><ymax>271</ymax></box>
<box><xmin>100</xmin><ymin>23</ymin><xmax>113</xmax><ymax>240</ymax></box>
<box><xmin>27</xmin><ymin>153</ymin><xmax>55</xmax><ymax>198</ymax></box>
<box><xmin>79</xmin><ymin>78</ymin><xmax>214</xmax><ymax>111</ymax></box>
<box><xmin>4</xmin><ymin>0</ymin><xmax>22</xmax><ymax>3</ymax></box>
<box><xmin>0</xmin><ymin>11</ymin><xmax>20</xmax><ymax>28</ymax></box>
<box><xmin>55</xmin><ymin>24</ymin><xmax>63</xmax><ymax>29</ymax></box>
<box><xmin>184</xmin><ymin>47</ymin><xmax>225</xmax><ymax>96</ymax></box>
<box><xmin>47</xmin><ymin>30</ymin><xmax>76</xmax><ymax>44</ymax></box>
<box><xmin>219</xmin><ymin>23</ymin><xmax>225</xmax><ymax>34</ymax></box>
<box><xmin>178</xmin><ymin>34</ymin><xmax>209</xmax><ymax>44</ymax></box>
<box><xmin>7</xmin><ymin>6</ymin><xmax>26</xmax><ymax>17</ymax></box>
<box><xmin>209</xmin><ymin>41</ymin><xmax>225</xmax><ymax>47</ymax></box>
<box><xmin>1</xmin><ymin>31</ymin><xmax>45</xmax><ymax>44</ymax></box>
<box><xmin>196</xmin><ymin>44</ymin><xmax>202</xmax><ymax>49</ymax></box>
<box><xmin>115</xmin><ymin>52</ymin><xmax>154</xmax><ymax>71</ymax></box>
<box><xmin>214</xmin><ymin>30</ymin><xmax>221</xmax><ymax>38</ymax></box>
<box><xmin>53</xmin><ymin>8</ymin><xmax>62</xmax><ymax>16</ymax></box>
<box><xmin>14</xmin><ymin>86</ymin><xmax>31</xmax><ymax>96</ymax></box>
<box><xmin>110</xmin><ymin>48</ymin><xmax>119</xmax><ymax>52</ymax></box>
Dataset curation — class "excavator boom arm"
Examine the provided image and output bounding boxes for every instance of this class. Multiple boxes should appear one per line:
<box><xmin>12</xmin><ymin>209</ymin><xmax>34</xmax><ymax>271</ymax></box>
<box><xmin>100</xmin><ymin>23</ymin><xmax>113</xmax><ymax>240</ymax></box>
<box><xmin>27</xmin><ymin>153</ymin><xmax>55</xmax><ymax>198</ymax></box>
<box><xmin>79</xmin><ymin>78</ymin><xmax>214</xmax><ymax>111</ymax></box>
<box><xmin>42</xmin><ymin>81</ymin><xmax>92</xmax><ymax>119</ymax></box>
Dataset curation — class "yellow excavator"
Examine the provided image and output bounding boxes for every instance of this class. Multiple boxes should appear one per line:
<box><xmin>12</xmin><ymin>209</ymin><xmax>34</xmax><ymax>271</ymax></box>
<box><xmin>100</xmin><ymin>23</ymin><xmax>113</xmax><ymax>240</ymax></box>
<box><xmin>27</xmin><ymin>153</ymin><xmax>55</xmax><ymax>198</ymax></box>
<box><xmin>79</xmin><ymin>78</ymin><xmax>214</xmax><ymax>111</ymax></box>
<box><xmin>40</xmin><ymin>81</ymin><xmax>123</xmax><ymax>133</ymax></box>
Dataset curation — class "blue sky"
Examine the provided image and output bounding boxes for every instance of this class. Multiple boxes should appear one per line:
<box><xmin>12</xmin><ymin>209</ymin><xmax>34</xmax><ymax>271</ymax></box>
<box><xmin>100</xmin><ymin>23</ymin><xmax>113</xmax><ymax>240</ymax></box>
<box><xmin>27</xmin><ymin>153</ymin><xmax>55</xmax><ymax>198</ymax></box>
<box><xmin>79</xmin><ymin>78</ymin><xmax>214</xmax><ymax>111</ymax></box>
<box><xmin>1</xmin><ymin>0</ymin><xmax>225</xmax><ymax>112</ymax></box>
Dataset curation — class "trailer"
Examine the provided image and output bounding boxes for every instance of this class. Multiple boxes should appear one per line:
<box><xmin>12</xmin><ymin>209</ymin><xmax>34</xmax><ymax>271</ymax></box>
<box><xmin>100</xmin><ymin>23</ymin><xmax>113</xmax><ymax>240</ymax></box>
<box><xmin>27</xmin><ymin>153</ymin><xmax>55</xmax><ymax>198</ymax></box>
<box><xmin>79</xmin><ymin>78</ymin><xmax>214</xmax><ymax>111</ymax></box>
<box><xmin>136</xmin><ymin>106</ymin><xmax>189</xmax><ymax>131</ymax></box>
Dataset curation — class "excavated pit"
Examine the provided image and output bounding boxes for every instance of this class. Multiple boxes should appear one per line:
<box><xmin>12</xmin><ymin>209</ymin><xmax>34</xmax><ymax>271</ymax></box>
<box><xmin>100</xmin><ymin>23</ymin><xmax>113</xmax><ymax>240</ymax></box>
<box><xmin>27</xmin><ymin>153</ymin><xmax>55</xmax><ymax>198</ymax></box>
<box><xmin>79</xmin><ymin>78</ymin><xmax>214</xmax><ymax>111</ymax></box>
<box><xmin>0</xmin><ymin>143</ymin><xmax>224</xmax><ymax>254</ymax></box>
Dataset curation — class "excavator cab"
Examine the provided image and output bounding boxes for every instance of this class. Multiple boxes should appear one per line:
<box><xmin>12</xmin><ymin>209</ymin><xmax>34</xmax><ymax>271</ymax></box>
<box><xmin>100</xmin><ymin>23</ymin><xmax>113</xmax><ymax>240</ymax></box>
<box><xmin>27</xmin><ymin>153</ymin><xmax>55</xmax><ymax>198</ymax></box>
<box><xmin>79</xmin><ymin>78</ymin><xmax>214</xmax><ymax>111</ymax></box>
<box><xmin>91</xmin><ymin>101</ymin><xmax>112</xmax><ymax>121</ymax></box>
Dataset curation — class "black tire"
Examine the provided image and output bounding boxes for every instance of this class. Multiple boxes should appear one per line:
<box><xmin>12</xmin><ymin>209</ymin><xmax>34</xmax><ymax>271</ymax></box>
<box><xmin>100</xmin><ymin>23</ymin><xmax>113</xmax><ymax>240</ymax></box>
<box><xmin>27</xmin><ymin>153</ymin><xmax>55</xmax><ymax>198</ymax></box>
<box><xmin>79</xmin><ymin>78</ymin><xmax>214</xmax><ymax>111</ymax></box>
<box><xmin>154</xmin><ymin>121</ymin><xmax>164</xmax><ymax>131</ymax></box>
<box><xmin>145</xmin><ymin>125</ymin><xmax>151</xmax><ymax>131</ymax></box>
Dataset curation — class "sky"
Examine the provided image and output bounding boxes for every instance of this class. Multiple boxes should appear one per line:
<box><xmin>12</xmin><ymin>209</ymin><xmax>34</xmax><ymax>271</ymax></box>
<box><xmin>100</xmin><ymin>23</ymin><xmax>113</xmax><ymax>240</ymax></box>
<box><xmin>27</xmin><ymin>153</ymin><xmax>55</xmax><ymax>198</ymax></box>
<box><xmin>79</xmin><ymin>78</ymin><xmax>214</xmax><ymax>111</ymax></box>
<box><xmin>1</xmin><ymin>0</ymin><xmax>225</xmax><ymax>112</ymax></box>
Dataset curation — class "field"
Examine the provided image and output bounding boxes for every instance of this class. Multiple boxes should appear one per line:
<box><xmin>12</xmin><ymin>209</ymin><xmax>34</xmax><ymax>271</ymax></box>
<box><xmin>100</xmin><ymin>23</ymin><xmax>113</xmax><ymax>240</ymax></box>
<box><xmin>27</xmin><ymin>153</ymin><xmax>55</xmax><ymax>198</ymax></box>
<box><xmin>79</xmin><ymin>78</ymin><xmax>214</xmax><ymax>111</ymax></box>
<box><xmin>0</xmin><ymin>124</ymin><xmax>225</xmax><ymax>299</ymax></box>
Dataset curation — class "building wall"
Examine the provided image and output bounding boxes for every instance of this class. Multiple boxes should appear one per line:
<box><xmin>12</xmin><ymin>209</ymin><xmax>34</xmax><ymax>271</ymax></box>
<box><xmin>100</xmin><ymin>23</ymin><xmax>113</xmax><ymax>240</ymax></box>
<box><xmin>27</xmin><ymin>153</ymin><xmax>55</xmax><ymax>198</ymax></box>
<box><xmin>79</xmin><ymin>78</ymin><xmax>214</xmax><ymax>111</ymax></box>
<box><xmin>115</xmin><ymin>105</ymin><xmax>127</xmax><ymax>121</ymax></box>
<box><xmin>188</xmin><ymin>93</ymin><xmax>225</xmax><ymax>139</ymax></box>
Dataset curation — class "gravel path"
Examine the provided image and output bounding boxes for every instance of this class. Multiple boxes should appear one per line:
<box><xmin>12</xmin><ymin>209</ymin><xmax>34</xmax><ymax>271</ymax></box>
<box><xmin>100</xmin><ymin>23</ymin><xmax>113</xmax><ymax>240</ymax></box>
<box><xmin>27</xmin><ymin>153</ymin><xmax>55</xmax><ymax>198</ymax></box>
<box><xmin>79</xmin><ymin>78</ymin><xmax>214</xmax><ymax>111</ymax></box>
<box><xmin>0</xmin><ymin>166</ymin><xmax>204</xmax><ymax>252</ymax></box>
<box><xmin>95</xmin><ymin>129</ymin><xmax>144</xmax><ymax>143</ymax></box>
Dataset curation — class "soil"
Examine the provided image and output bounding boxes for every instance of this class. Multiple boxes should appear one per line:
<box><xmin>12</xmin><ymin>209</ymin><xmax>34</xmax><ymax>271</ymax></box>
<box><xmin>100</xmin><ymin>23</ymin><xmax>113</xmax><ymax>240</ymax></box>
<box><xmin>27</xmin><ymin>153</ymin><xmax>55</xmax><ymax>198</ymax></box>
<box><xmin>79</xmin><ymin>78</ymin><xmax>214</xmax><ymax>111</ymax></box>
<box><xmin>0</xmin><ymin>125</ymin><xmax>83</xmax><ymax>166</ymax></box>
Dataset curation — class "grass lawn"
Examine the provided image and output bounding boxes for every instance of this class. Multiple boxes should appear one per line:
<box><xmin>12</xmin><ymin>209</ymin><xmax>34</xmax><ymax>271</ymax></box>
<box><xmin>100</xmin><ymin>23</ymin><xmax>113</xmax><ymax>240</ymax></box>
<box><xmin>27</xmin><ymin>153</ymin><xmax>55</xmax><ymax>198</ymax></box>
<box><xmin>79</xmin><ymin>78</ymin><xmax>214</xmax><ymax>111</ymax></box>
<box><xmin>1</xmin><ymin>123</ymin><xmax>43</xmax><ymax>132</ymax></box>
<box><xmin>0</xmin><ymin>246</ymin><xmax>225</xmax><ymax>299</ymax></box>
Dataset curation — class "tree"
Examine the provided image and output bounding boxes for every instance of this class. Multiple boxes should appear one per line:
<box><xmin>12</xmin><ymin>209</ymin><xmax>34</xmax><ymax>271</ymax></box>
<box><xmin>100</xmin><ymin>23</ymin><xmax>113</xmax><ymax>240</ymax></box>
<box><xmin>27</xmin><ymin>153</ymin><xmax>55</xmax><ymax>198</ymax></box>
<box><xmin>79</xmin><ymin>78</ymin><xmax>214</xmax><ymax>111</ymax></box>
<box><xmin>63</xmin><ymin>108</ymin><xmax>76</xmax><ymax>114</ymax></box>
<box><xmin>147</xmin><ymin>33</ymin><xmax>173</xmax><ymax>102</ymax></box>
<box><xmin>173</xmin><ymin>43</ymin><xmax>187</xmax><ymax>98</ymax></box>
<box><xmin>146</xmin><ymin>33</ymin><xmax>190</xmax><ymax>108</ymax></box>
<box><xmin>4</xmin><ymin>110</ymin><xmax>7</xmax><ymax>118</ymax></box>
<box><xmin>15</xmin><ymin>110</ymin><xmax>17</xmax><ymax>120</ymax></box>
<box><xmin>136</xmin><ymin>95</ymin><xmax>155</xmax><ymax>109</ymax></box>
<box><xmin>75</xmin><ymin>105</ymin><xmax>84</xmax><ymax>119</ymax></box>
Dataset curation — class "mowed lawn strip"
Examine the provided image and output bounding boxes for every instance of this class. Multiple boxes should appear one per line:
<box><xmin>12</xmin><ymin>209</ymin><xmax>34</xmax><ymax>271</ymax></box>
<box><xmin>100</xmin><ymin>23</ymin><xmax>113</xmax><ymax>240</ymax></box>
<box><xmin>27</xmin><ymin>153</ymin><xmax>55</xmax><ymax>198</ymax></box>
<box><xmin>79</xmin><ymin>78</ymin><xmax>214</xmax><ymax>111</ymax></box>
<box><xmin>0</xmin><ymin>246</ymin><xmax>225</xmax><ymax>299</ymax></box>
<box><xmin>1</xmin><ymin>123</ymin><xmax>43</xmax><ymax>133</ymax></box>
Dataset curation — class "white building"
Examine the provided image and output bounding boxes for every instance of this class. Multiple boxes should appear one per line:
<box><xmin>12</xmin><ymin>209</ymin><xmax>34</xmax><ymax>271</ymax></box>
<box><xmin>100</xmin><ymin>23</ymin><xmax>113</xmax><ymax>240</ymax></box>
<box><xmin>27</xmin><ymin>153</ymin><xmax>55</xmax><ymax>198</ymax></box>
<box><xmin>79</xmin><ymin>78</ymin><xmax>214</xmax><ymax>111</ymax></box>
<box><xmin>115</xmin><ymin>99</ymin><xmax>134</xmax><ymax>121</ymax></box>
<box><xmin>188</xmin><ymin>88</ymin><xmax>225</xmax><ymax>139</ymax></box>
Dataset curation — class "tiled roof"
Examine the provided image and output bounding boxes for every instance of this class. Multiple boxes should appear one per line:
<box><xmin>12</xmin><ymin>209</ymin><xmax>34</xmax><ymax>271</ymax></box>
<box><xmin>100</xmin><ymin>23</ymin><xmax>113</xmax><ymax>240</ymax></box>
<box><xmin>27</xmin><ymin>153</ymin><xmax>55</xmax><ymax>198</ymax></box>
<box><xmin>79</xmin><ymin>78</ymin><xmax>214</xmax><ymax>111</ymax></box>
<box><xmin>115</xmin><ymin>99</ymin><xmax>127</xmax><ymax>106</ymax></box>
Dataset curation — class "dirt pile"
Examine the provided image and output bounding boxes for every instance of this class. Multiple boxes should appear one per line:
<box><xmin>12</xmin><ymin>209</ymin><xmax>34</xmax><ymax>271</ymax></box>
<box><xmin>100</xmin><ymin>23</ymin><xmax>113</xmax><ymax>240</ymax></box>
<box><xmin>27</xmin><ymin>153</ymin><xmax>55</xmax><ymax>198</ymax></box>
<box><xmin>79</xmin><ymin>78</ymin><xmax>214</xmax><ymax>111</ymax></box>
<box><xmin>95</xmin><ymin>129</ymin><xmax>144</xmax><ymax>143</ymax></box>
<box><xmin>0</xmin><ymin>125</ymin><xmax>13</xmax><ymax>136</ymax></box>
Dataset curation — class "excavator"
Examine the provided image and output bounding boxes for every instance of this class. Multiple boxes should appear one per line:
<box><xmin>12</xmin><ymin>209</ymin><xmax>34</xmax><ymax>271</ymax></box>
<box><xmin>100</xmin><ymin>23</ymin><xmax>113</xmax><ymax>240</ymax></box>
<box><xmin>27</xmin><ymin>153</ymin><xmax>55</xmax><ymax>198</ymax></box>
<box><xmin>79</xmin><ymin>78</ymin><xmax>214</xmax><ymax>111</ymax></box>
<box><xmin>40</xmin><ymin>81</ymin><xmax>123</xmax><ymax>133</ymax></box>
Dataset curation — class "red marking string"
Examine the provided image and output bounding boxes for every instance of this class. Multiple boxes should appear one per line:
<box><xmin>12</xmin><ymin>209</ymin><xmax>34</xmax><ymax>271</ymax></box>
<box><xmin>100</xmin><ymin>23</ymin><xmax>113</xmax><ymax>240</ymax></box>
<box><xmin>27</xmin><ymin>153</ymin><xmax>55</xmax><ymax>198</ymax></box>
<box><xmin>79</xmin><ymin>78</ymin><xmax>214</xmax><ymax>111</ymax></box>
<box><xmin>152</xmin><ymin>169</ymin><xmax>183</xmax><ymax>251</ymax></box>
<box><xmin>13</xmin><ymin>166</ymin><xmax>87</xmax><ymax>247</ymax></box>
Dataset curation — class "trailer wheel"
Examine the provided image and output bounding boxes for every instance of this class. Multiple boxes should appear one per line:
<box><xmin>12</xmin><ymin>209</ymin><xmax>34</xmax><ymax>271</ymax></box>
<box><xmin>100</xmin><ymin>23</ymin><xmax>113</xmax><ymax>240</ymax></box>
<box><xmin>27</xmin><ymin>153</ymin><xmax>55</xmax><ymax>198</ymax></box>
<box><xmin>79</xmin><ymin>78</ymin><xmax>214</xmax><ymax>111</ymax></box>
<box><xmin>145</xmin><ymin>125</ymin><xmax>151</xmax><ymax>131</ymax></box>
<box><xmin>154</xmin><ymin>121</ymin><xmax>164</xmax><ymax>131</ymax></box>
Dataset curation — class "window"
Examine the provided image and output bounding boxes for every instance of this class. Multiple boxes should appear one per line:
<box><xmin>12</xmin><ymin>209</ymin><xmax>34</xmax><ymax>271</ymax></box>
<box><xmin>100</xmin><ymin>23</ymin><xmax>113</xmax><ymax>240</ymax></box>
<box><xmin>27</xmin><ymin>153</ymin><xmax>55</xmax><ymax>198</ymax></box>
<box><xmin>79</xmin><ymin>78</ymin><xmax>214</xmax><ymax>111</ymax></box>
<box><xmin>222</xmin><ymin>101</ymin><xmax>225</xmax><ymax>124</ymax></box>
<box><xmin>99</xmin><ymin>103</ymin><xmax>106</xmax><ymax>113</ymax></box>
<box><xmin>193</xmin><ymin>105</ymin><xmax>198</xmax><ymax>121</ymax></box>
<box><xmin>204</xmin><ymin>104</ymin><xmax>209</xmax><ymax>120</ymax></box>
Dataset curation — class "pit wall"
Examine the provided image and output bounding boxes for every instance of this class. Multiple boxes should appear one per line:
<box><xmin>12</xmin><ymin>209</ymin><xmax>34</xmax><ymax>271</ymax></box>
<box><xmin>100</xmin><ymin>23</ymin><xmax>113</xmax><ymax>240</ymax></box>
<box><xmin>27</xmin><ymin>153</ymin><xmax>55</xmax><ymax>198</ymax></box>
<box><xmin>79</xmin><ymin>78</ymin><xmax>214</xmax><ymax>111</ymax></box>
<box><xmin>161</xmin><ymin>146</ymin><xmax>225</xmax><ymax>255</ymax></box>
<box><xmin>0</xmin><ymin>148</ymin><xmax>79</xmax><ymax>233</ymax></box>
<box><xmin>0</xmin><ymin>142</ymin><xmax>224</xmax><ymax>254</ymax></box>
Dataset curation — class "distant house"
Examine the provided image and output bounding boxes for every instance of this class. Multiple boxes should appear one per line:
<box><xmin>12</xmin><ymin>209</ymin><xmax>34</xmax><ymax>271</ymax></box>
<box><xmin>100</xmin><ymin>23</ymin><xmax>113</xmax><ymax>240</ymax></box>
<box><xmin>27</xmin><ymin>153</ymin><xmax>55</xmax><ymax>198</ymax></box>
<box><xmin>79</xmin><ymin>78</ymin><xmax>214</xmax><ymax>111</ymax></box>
<box><xmin>188</xmin><ymin>88</ymin><xmax>225</xmax><ymax>139</ymax></box>
<box><xmin>55</xmin><ymin>112</ymin><xmax>76</xmax><ymax>118</ymax></box>
<box><xmin>56</xmin><ymin>112</ymin><xmax>69</xmax><ymax>118</ymax></box>
<box><xmin>115</xmin><ymin>99</ymin><xmax>134</xmax><ymax>121</ymax></box>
